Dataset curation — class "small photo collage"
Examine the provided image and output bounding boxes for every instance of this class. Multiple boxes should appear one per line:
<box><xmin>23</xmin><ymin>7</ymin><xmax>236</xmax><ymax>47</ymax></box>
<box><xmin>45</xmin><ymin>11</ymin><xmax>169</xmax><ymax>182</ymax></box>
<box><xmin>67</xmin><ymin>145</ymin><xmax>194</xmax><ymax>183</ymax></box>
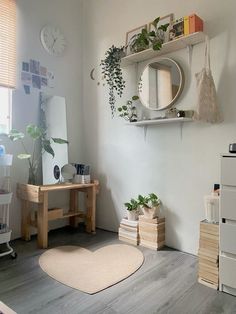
<box><xmin>21</xmin><ymin>59</ymin><xmax>54</xmax><ymax>94</ymax></box>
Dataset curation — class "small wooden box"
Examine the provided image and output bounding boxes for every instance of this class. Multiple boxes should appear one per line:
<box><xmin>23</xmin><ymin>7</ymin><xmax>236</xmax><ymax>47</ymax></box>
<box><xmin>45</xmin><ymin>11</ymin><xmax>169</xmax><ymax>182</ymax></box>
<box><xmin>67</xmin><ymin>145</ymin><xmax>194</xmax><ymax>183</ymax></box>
<box><xmin>189</xmin><ymin>14</ymin><xmax>203</xmax><ymax>33</ymax></box>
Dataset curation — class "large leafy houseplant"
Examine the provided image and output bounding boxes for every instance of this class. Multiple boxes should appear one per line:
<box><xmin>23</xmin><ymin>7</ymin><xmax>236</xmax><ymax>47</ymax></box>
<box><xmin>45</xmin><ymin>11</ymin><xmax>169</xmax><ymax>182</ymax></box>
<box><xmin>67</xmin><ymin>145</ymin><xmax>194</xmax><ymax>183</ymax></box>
<box><xmin>8</xmin><ymin>124</ymin><xmax>68</xmax><ymax>185</ymax></box>
<box><xmin>100</xmin><ymin>45</ymin><xmax>126</xmax><ymax>117</ymax></box>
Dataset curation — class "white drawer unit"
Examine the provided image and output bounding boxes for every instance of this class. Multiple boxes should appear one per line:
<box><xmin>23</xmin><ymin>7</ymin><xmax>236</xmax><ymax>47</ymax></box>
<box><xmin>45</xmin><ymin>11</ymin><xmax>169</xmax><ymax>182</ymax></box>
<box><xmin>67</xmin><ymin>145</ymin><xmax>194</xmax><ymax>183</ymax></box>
<box><xmin>220</xmin><ymin>255</ymin><xmax>236</xmax><ymax>290</ymax></box>
<box><xmin>220</xmin><ymin>187</ymin><xmax>236</xmax><ymax>220</ymax></box>
<box><xmin>220</xmin><ymin>154</ymin><xmax>236</xmax><ymax>296</ymax></box>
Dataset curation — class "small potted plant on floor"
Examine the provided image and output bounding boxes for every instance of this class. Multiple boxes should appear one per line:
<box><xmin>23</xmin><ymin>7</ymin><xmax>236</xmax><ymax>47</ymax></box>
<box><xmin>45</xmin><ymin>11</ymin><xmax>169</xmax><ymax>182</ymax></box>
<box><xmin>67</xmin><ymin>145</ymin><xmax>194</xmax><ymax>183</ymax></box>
<box><xmin>124</xmin><ymin>198</ymin><xmax>139</xmax><ymax>221</ymax></box>
<box><xmin>138</xmin><ymin>193</ymin><xmax>161</xmax><ymax>219</ymax></box>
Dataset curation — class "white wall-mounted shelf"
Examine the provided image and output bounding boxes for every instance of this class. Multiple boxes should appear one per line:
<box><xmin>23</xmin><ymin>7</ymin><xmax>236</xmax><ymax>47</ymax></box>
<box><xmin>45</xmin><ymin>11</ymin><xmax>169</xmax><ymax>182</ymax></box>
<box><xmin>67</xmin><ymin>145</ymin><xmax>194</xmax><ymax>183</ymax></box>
<box><xmin>126</xmin><ymin>117</ymin><xmax>193</xmax><ymax>127</ymax></box>
<box><xmin>121</xmin><ymin>32</ymin><xmax>206</xmax><ymax>67</ymax></box>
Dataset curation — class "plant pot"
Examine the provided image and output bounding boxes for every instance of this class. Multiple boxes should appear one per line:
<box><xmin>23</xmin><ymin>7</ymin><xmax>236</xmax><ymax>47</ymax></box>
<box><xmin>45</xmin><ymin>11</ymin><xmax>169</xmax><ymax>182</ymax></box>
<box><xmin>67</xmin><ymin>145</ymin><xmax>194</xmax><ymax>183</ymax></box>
<box><xmin>127</xmin><ymin>210</ymin><xmax>139</xmax><ymax>221</ymax></box>
<box><xmin>142</xmin><ymin>206</ymin><xmax>160</xmax><ymax>219</ymax></box>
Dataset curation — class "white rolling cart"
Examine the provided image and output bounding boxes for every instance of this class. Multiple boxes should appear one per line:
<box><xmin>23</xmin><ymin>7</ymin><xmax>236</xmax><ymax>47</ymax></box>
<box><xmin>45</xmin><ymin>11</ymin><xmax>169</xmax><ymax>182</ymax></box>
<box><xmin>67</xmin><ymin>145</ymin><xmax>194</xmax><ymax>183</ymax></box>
<box><xmin>0</xmin><ymin>154</ymin><xmax>17</xmax><ymax>259</ymax></box>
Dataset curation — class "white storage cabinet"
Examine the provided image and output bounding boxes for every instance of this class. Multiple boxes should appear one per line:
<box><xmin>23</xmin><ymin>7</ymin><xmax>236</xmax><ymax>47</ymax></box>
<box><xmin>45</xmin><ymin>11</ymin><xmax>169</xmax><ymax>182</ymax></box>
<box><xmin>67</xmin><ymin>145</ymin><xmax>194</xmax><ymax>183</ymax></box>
<box><xmin>0</xmin><ymin>154</ymin><xmax>17</xmax><ymax>259</ymax></box>
<box><xmin>220</xmin><ymin>154</ymin><xmax>236</xmax><ymax>295</ymax></box>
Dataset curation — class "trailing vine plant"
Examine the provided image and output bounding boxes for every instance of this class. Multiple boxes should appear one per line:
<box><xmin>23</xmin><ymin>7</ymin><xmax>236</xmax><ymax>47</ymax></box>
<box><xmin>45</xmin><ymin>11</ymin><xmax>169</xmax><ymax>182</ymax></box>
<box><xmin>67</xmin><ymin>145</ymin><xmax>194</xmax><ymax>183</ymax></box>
<box><xmin>100</xmin><ymin>45</ymin><xmax>126</xmax><ymax>117</ymax></box>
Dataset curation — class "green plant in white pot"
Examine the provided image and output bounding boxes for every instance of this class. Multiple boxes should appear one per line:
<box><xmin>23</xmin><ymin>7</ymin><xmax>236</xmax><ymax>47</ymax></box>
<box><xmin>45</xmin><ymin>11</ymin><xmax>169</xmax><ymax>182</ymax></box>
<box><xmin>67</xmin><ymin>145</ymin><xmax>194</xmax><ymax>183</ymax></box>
<box><xmin>8</xmin><ymin>124</ymin><xmax>68</xmax><ymax>185</ymax></box>
<box><xmin>138</xmin><ymin>193</ymin><xmax>161</xmax><ymax>219</ymax></box>
<box><xmin>124</xmin><ymin>198</ymin><xmax>139</xmax><ymax>221</ymax></box>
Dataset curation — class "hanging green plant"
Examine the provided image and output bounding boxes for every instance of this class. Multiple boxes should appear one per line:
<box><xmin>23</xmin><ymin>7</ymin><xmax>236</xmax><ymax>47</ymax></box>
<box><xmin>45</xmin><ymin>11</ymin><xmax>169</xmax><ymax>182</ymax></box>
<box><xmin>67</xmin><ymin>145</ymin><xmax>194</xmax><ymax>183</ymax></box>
<box><xmin>100</xmin><ymin>45</ymin><xmax>126</xmax><ymax>117</ymax></box>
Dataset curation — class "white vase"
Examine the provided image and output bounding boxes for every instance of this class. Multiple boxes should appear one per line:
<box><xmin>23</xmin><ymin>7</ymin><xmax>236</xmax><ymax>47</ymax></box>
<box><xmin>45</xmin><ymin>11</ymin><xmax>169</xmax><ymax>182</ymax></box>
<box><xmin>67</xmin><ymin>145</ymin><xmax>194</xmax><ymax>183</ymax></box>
<box><xmin>142</xmin><ymin>205</ymin><xmax>159</xmax><ymax>219</ymax></box>
<box><xmin>127</xmin><ymin>210</ymin><xmax>138</xmax><ymax>221</ymax></box>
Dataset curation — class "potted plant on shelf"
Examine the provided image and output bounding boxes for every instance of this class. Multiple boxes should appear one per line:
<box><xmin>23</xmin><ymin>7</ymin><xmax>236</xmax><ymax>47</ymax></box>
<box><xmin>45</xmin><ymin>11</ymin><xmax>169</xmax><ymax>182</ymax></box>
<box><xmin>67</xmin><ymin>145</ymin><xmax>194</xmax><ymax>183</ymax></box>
<box><xmin>138</xmin><ymin>193</ymin><xmax>161</xmax><ymax>219</ymax></box>
<box><xmin>129</xmin><ymin>28</ymin><xmax>150</xmax><ymax>53</ymax></box>
<box><xmin>148</xmin><ymin>17</ymin><xmax>170</xmax><ymax>50</ymax></box>
<box><xmin>117</xmin><ymin>95</ymin><xmax>139</xmax><ymax>122</ymax></box>
<box><xmin>100</xmin><ymin>45</ymin><xmax>126</xmax><ymax>117</ymax></box>
<box><xmin>124</xmin><ymin>198</ymin><xmax>139</xmax><ymax>221</ymax></box>
<box><xmin>8</xmin><ymin>124</ymin><xmax>68</xmax><ymax>185</ymax></box>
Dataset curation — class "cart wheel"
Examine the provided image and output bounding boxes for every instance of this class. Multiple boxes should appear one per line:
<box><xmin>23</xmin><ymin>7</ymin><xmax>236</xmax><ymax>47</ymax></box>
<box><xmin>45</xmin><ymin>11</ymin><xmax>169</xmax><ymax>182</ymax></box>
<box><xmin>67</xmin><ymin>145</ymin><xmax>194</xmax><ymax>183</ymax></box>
<box><xmin>11</xmin><ymin>252</ymin><xmax>17</xmax><ymax>259</ymax></box>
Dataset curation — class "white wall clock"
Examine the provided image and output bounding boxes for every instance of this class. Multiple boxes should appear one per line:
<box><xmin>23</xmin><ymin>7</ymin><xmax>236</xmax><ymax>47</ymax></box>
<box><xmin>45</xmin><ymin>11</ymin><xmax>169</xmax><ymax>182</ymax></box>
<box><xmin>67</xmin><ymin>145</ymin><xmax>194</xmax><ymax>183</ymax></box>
<box><xmin>40</xmin><ymin>25</ymin><xmax>66</xmax><ymax>56</ymax></box>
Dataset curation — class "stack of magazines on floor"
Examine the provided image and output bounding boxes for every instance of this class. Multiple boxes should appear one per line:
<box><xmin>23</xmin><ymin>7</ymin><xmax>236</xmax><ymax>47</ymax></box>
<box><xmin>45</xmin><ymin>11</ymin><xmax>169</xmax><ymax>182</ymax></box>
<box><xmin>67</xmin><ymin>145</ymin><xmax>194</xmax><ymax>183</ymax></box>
<box><xmin>118</xmin><ymin>218</ymin><xmax>139</xmax><ymax>245</ymax></box>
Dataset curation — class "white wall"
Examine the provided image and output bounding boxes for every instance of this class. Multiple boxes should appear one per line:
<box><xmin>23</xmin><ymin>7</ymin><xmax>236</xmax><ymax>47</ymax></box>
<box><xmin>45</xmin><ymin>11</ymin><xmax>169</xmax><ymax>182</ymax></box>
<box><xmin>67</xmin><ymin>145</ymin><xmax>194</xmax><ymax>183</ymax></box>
<box><xmin>82</xmin><ymin>0</ymin><xmax>236</xmax><ymax>254</ymax></box>
<box><xmin>2</xmin><ymin>0</ymin><xmax>84</xmax><ymax>239</ymax></box>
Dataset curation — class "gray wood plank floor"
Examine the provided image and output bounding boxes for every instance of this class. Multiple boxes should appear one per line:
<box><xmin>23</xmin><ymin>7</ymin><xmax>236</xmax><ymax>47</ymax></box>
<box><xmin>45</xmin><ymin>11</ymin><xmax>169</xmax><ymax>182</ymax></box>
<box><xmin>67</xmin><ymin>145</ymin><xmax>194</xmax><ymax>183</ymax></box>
<box><xmin>0</xmin><ymin>227</ymin><xmax>236</xmax><ymax>314</ymax></box>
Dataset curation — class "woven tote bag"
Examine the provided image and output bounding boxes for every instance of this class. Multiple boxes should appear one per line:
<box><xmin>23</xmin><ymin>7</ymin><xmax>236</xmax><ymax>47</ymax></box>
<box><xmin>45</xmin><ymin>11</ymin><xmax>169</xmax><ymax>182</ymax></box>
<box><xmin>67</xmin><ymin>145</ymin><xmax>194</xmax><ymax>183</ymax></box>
<box><xmin>194</xmin><ymin>36</ymin><xmax>223</xmax><ymax>123</ymax></box>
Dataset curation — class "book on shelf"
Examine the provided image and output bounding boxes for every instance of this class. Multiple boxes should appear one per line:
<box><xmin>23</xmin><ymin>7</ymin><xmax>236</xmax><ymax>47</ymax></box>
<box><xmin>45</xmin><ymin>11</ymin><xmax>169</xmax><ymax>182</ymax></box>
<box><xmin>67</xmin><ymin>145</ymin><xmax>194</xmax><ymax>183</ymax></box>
<box><xmin>189</xmin><ymin>14</ymin><xmax>203</xmax><ymax>33</ymax></box>
<box><xmin>184</xmin><ymin>16</ymin><xmax>190</xmax><ymax>35</ymax></box>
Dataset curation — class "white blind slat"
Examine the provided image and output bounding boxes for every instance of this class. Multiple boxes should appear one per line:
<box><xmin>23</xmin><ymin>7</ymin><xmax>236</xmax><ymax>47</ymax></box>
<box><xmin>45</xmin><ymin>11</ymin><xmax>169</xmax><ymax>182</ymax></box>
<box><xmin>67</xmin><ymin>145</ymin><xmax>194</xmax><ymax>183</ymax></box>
<box><xmin>0</xmin><ymin>0</ymin><xmax>16</xmax><ymax>89</ymax></box>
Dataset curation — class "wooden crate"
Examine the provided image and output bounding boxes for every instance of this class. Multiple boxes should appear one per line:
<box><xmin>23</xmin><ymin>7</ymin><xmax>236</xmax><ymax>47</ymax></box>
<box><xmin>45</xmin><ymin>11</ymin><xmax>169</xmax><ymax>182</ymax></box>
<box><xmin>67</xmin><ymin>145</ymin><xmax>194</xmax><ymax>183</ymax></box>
<box><xmin>198</xmin><ymin>220</ymin><xmax>219</xmax><ymax>289</ymax></box>
<box><xmin>139</xmin><ymin>216</ymin><xmax>165</xmax><ymax>250</ymax></box>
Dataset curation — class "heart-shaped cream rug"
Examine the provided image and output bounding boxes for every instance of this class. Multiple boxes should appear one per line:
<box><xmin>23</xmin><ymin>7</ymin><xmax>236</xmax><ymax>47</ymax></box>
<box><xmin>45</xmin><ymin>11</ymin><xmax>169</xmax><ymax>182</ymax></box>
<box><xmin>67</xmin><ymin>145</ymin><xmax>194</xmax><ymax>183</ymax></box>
<box><xmin>39</xmin><ymin>244</ymin><xmax>144</xmax><ymax>294</ymax></box>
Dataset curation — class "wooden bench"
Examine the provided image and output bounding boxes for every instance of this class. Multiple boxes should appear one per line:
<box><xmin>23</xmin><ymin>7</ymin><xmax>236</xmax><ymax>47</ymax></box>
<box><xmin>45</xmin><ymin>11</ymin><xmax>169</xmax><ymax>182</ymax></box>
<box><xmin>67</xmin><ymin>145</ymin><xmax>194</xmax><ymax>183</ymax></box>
<box><xmin>17</xmin><ymin>180</ymin><xmax>99</xmax><ymax>248</ymax></box>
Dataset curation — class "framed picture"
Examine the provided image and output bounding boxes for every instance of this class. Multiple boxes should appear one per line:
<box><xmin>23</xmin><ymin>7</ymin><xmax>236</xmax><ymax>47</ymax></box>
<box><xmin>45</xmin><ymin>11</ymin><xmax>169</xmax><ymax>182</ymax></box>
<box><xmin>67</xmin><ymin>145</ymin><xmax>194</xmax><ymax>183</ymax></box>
<box><xmin>125</xmin><ymin>24</ymin><xmax>148</xmax><ymax>55</ymax></box>
<box><xmin>148</xmin><ymin>13</ymin><xmax>174</xmax><ymax>43</ymax></box>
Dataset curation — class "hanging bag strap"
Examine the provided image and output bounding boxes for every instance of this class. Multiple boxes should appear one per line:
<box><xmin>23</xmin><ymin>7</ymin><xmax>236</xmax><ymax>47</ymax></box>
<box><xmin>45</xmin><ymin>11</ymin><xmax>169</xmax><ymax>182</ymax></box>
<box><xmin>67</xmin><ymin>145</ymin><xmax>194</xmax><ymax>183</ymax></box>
<box><xmin>204</xmin><ymin>35</ymin><xmax>211</xmax><ymax>70</ymax></box>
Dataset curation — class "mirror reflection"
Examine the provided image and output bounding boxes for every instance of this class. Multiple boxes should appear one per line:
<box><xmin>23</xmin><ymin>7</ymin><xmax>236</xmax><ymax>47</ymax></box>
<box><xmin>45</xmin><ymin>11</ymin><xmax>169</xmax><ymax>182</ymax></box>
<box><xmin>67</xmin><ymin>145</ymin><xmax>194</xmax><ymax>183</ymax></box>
<box><xmin>139</xmin><ymin>58</ymin><xmax>183</xmax><ymax>111</ymax></box>
<box><xmin>40</xmin><ymin>92</ymin><xmax>68</xmax><ymax>184</ymax></box>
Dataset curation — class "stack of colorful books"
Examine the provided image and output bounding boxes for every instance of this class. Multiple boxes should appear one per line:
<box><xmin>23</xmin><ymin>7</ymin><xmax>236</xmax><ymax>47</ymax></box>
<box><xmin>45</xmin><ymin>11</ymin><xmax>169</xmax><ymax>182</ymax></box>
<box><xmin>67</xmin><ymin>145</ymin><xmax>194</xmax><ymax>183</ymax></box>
<box><xmin>139</xmin><ymin>215</ymin><xmax>165</xmax><ymax>250</ymax></box>
<box><xmin>198</xmin><ymin>220</ymin><xmax>219</xmax><ymax>290</ymax></box>
<box><xmin>118</xmin><ymin>218</ymin><xmax>139</xmax><ymax>245</ymax></box>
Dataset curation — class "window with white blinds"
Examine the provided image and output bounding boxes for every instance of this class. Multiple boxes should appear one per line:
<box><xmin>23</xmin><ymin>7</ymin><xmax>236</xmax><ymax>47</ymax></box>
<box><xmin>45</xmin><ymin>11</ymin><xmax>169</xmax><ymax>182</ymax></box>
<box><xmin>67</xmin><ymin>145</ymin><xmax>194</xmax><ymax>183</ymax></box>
<box><xmin>0</xmin><ymin>0</ymin><xmax>16</xmax><ymax>88</ymax></box>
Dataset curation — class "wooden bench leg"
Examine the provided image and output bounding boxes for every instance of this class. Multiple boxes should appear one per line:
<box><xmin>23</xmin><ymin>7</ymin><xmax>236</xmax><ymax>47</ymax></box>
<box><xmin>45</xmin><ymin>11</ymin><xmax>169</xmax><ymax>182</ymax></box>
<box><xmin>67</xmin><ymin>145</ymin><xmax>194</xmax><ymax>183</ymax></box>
<box><xmin>69</xmin><ymin>190</ymin><xmax>78</xmax><ymax>228</ymax></box>
<box><xmin>21</xmin><ymin>200</ymin><xmax>31</xmax><ymax>241</ymax></box>
<box><xmin>37</xmin><ymin>192</ymin><xmax>48</xmax><ymax>248</ymax></box>
<box><xmin>86</xmin><ymin>186</ymin><xmax>96</xmax><ymax>234</ymax></box>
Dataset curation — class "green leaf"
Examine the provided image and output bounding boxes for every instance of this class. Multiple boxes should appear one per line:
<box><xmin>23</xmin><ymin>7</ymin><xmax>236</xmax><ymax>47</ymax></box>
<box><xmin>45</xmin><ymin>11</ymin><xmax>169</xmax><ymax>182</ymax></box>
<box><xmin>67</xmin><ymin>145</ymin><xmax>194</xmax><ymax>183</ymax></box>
<box><xmin>42</xmin><ymin>140</ymin><xmax>55</xmax><ymax>158</ymax></box>
<box><xmin>17</xmin><ymin>154</ymin><xmax>31</xmax><ymax>159</ymax></box>
<box><xmin>132</xmin><ymin>95</ymin><xmax>139</xmax><ymax>101</ymax></box>
<box><xmin>26</xmin><ymin>124</ymin><xmax>43</xmax><ymax>139</ymax></box>
<box><xmin>149</xmin><ymin>30</ymin><xmax>156</xmax><ymax>37</ymax></box>
<box><xmin>122</xmin><ymin>105</ymin><xmax>127</xmax><ymax>110</ymax></box>
<box><xmin>52</xmin><ymin>138</ymin><xmax>69</xmax><ymax>144</ymax></box>
<box><xmin>8</xmin><ymin>129</ymin><xmax>25</xmax><ymax>141</ymax></box>
<box><xmin>152</xmin><ymin>17</ymin><xmax>160</xmax><ymax>27</ymax></box>
<box><xmin>158</xmin><ymin>23</ymin><xmax>169</xmax><ymax>32</ymax></box>
<box><xmin>153</xmin><ymin>42</ymin><xmax>162</xmax><ymax>50</ymax></box>
<box><xmin>117</xmin><ymin>107</ymin><xmax>122</xmax><ymax>112</ymax></box>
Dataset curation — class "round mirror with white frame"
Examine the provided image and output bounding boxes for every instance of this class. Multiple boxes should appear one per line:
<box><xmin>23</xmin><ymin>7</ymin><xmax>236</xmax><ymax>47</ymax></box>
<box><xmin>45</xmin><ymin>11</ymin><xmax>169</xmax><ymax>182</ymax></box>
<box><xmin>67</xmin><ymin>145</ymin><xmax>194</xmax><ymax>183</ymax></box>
<box><xmin>138</xmin><ymin>58</ymin><xmax>184</xmax><ymax>111</ymax></box>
